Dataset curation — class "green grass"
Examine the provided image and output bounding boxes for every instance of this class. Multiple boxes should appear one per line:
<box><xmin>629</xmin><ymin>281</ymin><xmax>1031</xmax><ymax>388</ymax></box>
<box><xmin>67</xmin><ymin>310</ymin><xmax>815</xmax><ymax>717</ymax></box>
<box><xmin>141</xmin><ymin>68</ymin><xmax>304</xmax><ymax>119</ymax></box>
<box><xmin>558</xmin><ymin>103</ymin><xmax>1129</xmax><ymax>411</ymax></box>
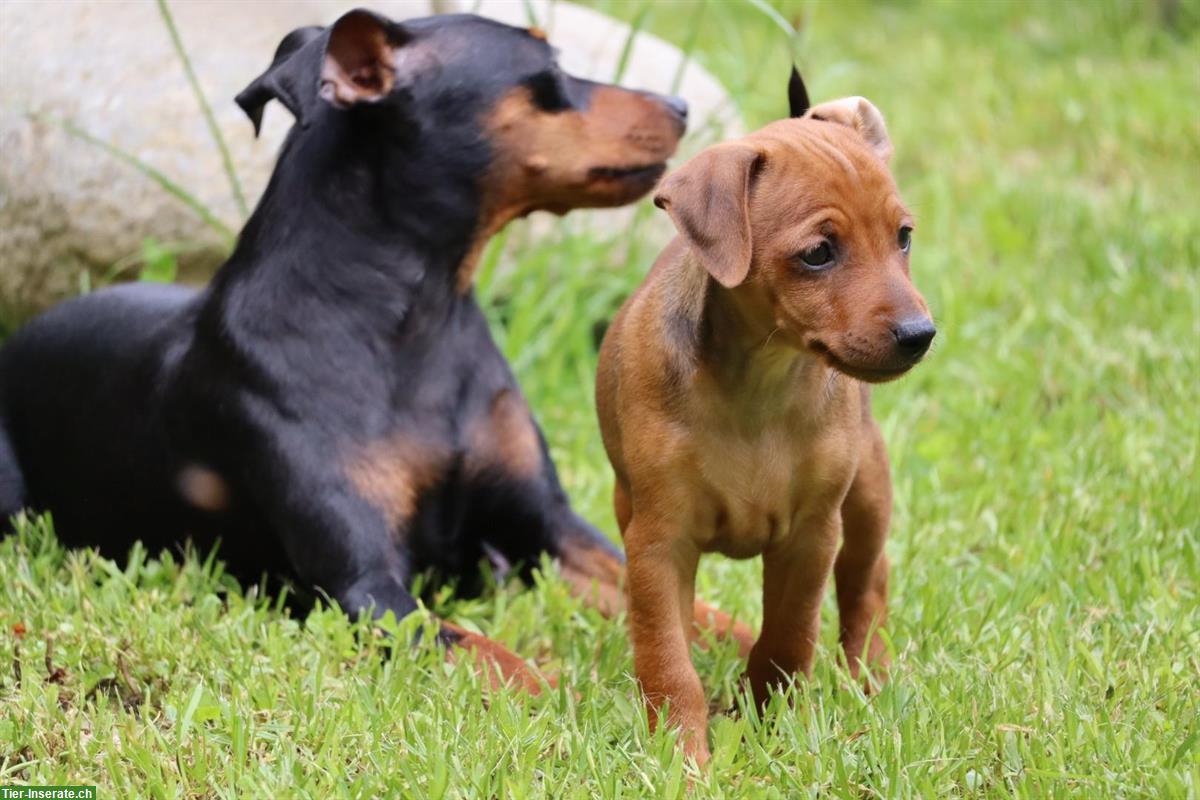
<box><xmin>2</xmin><ymin>0</ymin><xmax>1199</xmax><ymax>796</ymax></box>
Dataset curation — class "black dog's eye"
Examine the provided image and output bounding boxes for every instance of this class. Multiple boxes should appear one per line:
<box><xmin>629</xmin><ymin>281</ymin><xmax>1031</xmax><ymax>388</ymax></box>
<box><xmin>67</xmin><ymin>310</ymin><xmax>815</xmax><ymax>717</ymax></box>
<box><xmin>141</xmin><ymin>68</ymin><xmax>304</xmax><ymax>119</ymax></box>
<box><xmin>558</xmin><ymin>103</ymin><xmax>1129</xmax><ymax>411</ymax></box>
<box><xmin>898</xmin><ymin>225</ymin><xmax>913</xmax><ymax>253</ymax></box>
<box><xmin>797</xmin><ymin>241</ymin><xmax>835</xmax><ymax>270</ymax></box>
<box><xmin>525</xmin><ymin>70</ymin><xmax>570</xmax><ymax>112</ymax></box>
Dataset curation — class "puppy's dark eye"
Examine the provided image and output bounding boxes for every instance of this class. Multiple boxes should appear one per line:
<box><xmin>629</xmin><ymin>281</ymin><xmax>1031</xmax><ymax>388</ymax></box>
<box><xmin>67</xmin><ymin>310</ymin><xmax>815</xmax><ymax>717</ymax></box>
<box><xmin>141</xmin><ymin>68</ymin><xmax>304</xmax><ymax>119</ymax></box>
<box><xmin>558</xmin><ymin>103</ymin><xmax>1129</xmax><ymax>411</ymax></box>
<box><xmin>525</xmin><ymin>70</ymin><xmax>570</xmax><ymax>112</ymax></box>
<box><xmin>797</xmin><ymin>241</ymin><xmax>835</xmax><ymax>270</ymax></box>
<box><xmin>898</xmin><ymin>226</ymin><xmax>913</xmax><ymax>253</ymax></box>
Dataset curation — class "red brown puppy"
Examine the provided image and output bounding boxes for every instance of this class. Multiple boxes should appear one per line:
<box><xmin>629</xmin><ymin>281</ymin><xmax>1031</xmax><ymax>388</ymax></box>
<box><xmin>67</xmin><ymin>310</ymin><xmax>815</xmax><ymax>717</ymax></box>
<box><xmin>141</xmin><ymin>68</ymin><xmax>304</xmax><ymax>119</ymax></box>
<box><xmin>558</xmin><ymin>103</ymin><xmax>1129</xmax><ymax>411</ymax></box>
<box><xmin>595</xmin><ymin>75</ymin><xmax>934</xmax><ymax>763</ymax></box>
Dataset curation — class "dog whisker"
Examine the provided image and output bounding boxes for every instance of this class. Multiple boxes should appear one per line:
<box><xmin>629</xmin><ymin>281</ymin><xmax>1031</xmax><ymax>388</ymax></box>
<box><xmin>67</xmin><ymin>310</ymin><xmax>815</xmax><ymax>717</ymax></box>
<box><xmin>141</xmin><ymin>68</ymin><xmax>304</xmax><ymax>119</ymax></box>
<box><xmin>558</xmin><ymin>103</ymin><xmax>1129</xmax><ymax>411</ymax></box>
<box><xmin>760</xmin><ymin>326</ymin><xmax>783</xmax><ymax>350</ymax></box>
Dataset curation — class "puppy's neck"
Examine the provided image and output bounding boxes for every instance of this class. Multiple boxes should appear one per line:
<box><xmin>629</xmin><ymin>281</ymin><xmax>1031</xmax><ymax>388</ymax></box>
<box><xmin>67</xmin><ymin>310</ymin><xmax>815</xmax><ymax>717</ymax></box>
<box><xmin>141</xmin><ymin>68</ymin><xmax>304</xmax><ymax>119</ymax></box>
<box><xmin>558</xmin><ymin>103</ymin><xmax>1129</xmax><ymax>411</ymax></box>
<box><xmin>666</xmin><ymin>250</ymin><xmax>842</xmax><ymax>416</ymax></box>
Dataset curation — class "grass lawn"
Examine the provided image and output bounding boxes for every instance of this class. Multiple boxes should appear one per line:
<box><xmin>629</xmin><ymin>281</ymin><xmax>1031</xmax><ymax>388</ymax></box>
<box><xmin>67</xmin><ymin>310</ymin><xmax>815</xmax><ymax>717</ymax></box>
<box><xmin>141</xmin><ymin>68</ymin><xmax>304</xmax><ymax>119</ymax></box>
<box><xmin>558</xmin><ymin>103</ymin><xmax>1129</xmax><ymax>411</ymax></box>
<box><xmin>2</xmin><ymin>0</ymin><xmax>1198</xmax><ymax>796</ymax></box>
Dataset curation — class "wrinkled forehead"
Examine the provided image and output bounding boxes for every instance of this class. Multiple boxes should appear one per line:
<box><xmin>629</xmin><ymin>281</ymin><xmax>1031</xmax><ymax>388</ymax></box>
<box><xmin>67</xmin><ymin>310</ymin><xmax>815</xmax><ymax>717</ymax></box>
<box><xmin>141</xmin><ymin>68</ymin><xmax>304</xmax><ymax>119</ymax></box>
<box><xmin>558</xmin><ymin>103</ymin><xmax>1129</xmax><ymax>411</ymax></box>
<box><xmin>752</xmin><ymin>118</ymin><xmax>898</xmax><ymax>196</ymax></box>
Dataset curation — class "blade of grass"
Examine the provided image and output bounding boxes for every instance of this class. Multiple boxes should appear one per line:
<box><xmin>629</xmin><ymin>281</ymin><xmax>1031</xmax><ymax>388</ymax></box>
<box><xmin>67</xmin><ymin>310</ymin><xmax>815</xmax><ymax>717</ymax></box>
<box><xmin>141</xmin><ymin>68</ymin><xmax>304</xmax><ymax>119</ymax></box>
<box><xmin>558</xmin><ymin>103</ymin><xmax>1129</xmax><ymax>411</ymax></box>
<box><xmin>521</xmin><ymin>0</ymin><xmax>540</xmax><ymax>28</ymax></box>
<box><xmin>740</xmin><ymin>0</ymin><xmax>797</xmax><ymax>50</ymax></box>
<box><xmin>157</xmin><ymin>0</ymin><xmax>248</xmax><ymax>219</ymax></box>
<box><xmin>101</xmin><ymin>239</ymin><xmax>215</xmax><ymax>286</ymax></box>
<box><xmin>670</xmin><ymin>0</ymin><xmax>707</xmax><ymax>95</ymax></box>
<box><xmin>474</xmin><ymin>225</ymin><xmax>512</xmax><ymax>303</ymax></box>
<box><xmin>33</xmin><ymin>113</ymin><xmax>236</xmax><ymax>243</ymax></box>
<box><xmin>612</xmin><ymin>0</ymin><xmax>652</xmax><ymax>85</ymax></box>
<box><xmin>177</xmin><ymin>680</ymin><xmax>204</xmax><ymax>748</ymax></box>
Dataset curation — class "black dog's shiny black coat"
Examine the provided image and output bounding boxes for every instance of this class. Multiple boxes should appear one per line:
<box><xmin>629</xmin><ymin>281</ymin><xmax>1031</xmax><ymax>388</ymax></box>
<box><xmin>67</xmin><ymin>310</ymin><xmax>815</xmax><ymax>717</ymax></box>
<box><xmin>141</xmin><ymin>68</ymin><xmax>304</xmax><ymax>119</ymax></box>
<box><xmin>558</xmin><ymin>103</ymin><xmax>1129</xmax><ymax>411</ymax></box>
<box><xmin>0</xmin><ymin>13</ymin><xmax>630</xmax><ymax>621</ymax></box>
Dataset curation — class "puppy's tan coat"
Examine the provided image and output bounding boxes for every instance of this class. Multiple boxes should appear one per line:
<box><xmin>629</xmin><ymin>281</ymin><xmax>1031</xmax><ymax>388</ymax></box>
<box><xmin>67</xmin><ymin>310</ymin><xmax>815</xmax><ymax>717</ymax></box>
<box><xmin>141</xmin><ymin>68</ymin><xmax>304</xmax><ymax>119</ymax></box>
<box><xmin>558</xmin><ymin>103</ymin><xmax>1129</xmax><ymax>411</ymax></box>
<box><xmin>596</xmin><ymin>96</ymin><xmax>934</xmax><ymax>763</ymax></box>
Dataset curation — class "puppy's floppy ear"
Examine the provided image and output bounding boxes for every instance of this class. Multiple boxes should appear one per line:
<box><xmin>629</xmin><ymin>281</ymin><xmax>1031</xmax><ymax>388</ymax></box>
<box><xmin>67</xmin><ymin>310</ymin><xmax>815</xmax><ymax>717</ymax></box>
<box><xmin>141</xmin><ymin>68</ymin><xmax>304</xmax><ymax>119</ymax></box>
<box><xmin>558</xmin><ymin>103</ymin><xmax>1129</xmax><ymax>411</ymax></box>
<box><xmin>805</xmin><ymin>96</ymin><xmax>893</xmax><ymax>162</ymax></box>
<box><xmin>234</xmin><ymin>9</ymin><xmax>409</xmax><ymax>136</ymax></box>
<box><xmin>654</xmin><ymin>144</ymin><xmax>762</xmax><ymax>289</ymax></box>
<box><xmin>788</xmin><ymin>66</ymin><xmax>810</xmax><ymax>118</ymax></box>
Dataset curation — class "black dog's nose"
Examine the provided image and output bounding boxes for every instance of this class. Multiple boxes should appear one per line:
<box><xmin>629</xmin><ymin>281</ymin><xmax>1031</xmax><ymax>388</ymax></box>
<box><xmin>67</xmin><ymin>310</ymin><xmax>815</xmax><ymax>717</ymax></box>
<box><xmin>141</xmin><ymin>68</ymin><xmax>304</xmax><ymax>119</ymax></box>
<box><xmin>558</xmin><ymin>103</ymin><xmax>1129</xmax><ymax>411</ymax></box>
<box><xmin>661</xmin><ymin>95</ymin><xmax>689</xmax><ymax>122</ymax></box>
<box><xmin>892</xmin><ymin>317</ymin><xmax>936</xmax><ymax>358</ymax></box>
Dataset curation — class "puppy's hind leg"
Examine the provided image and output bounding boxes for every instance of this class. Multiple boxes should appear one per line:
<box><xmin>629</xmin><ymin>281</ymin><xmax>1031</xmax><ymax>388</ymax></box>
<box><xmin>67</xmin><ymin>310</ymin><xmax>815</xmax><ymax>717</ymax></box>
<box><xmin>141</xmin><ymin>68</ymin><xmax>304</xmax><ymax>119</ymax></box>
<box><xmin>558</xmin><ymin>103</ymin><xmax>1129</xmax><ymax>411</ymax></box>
<box><xmin>0</xmin><ymin>417</ymin><xmax>28</xmax><ymax>532</ymax></box>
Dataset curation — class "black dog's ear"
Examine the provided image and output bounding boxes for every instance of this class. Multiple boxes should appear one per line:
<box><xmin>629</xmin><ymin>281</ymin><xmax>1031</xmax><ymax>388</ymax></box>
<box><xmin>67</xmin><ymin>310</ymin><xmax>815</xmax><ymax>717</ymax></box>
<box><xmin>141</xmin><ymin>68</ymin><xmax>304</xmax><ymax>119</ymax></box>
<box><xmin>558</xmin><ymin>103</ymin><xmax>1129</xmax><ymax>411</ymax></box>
<box><xmin>319</xmin><ymin>9</ymin><xmax>409</xmax><ymax>109</ymax></box>
<box><xmin>235</xmin><ymin>25</ymin><xmax>326</xmax><ymax>136</ymax></box>
<box><xmin>235</xmin><ymin>9</ymin><xmax>409</xmax><ymax>137</ymax></box>
<box><xmin>788</xmin><ymin>66</ymin><xmax>810</xmax><ymax>118</ymax></box>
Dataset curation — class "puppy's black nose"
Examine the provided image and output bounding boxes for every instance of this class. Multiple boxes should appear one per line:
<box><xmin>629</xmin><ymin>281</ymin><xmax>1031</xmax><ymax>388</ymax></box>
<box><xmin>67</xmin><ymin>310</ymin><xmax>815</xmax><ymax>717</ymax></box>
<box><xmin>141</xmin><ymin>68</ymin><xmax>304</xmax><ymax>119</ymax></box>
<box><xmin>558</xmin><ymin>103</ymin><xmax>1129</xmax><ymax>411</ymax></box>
<box><xmin>892</xmin><ymin>317</ymin><xmax>936</xmax><ymax>358</ymax></box>
<box><xmin>661</xmin><ymin>95</ymin><xmax>689</xmax><ymax>122</ymax></box>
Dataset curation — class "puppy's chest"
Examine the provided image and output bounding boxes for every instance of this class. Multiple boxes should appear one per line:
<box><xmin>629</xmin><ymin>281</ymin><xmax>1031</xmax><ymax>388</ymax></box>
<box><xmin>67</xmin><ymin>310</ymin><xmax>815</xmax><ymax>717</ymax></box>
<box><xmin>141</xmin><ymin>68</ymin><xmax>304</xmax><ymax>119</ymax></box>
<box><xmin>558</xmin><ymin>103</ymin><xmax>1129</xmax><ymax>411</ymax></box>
<box><xmin>688</xmin><ymin>420</ymin><xmax>856</xmax><ymax>558</ymax></box>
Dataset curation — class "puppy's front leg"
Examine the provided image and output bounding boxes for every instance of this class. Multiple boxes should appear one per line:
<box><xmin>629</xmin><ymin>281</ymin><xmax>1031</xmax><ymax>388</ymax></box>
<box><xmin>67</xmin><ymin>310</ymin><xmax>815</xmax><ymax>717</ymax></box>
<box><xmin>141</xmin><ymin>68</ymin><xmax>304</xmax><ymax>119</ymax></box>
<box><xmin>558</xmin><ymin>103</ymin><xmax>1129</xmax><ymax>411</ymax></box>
<box><xmin>625</xmin><ymin>524</ymin><xmax>709</xmax><ymax>764</ymax></box>
<box><xmin>747</xmin><ymin>518</ymin><xmax>841</xmax><ymax>708</ymax></box>
<box><xmin>556</xmin><ymin>512</ymin><xmax>756</xmax><ymax>657</ymax></box>
<box><xmin>836</xmin><ymin>421</ymin><xmax>892</xmax><ymax>685</ymax></box>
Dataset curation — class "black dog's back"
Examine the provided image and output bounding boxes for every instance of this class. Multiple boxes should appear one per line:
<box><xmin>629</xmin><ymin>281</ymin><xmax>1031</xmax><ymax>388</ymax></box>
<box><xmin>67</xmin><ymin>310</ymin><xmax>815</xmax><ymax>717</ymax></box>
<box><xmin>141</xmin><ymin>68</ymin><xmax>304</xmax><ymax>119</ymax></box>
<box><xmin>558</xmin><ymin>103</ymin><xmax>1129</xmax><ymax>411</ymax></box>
<box><xmin>0</xmin><ymin>284</ymin><xmax>197</xmax><ymax>550</ymax></box>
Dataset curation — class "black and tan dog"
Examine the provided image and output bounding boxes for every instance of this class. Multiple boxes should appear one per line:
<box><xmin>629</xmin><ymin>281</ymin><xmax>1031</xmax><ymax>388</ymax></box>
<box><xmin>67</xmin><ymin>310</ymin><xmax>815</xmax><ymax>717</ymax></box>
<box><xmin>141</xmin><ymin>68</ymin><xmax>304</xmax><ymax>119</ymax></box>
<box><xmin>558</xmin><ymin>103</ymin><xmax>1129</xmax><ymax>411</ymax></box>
<box><xmin>0</xmin><ymin>9</ymin><xmax>754</xmax><ymax>689</ymax></box>
<box><xmin>597</xmin><ymin>72</ymin><xmax>935</xmax><ymax>760</ymax></box>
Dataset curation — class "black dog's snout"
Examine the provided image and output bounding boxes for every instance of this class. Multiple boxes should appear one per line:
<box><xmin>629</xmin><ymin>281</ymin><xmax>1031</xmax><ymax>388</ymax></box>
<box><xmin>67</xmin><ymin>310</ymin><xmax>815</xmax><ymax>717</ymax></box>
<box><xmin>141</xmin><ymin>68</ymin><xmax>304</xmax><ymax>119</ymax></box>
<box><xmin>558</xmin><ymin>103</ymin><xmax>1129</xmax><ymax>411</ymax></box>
<box><xmin>892</xmin><ymin>317</ymin><xmax>936</xmax><ymax>358</ymax></box>
<box><xmin>661</xmin><ymin>95</ymin><xmax>689</xmax><ymax>122</ymax></box>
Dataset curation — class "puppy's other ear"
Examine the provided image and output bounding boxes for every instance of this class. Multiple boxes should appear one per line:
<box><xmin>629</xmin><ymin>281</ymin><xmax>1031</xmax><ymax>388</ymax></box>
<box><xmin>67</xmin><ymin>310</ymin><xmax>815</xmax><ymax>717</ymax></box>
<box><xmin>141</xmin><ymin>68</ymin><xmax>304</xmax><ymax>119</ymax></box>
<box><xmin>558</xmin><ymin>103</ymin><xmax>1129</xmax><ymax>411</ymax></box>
<box><xmin>788</xmin><ymin>66</ymin><xmax>810</xmax><ymax>118</ymax></box>
<box><xmin>806</xmin><ymin>96</ymin><xmax>893</xmax><ymax>162</ymax></box>
<box><xmin>235</xmin><ymin>25</ymin><xmax>325</xmax><ymax>136</ymax></box>
<box><xmin>654</xmin><ymin>144</ymin><xmax>761</xmax><ymax>288</ymax></box>
<box><xmin>319</xmin><ymin>9</ymin><xmax>407</xmax><ymax>109</ymax></box>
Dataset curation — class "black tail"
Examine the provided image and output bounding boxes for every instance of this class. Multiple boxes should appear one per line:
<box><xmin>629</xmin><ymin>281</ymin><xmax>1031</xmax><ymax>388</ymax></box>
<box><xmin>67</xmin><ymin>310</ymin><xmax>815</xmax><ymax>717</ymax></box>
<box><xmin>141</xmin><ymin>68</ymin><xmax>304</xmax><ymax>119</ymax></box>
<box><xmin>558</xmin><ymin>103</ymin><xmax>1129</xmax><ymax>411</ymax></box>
<box><xmin>788</xmin><ymin>65</ymin><xmax>810</xmax><ymax>118</ymax></box>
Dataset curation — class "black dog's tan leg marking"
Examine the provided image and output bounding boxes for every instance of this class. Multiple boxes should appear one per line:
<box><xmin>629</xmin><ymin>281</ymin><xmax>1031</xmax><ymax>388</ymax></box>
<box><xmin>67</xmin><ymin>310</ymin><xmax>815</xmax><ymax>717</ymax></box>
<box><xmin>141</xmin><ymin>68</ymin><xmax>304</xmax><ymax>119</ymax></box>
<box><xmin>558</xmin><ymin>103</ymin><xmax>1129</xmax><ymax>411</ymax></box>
<box><xmin>257</xmin><ymin>484</ymin><xmax>420</xmax><ymax>622</ymax></box>
<box><xmin>463</xmin><ymin>389</ymin><xmax>543</xmax><ymax>480</ymax></box>
<box><xmin>345</xmin><ymin>435</ymin><xmax>451</xmax><ymax>535</ymax></box>
<box><xmin>218</xmin><ymin>429</ymin><xmax>423</xmax><ymax>625</ymax></box>
<box><xmin>344</xmin><ymin>431</ymin><xmax>552</xmax><ymax>695</ymax></box>
<box><xmin>688</xmin><ymin>597</ymin><xmax>756</xmax><ymax>658</ymax></box>
<box><xmin>835</xmin><ymin>419</ymin><xmax>892</xmax><ymax>685</ymax></box>
<box><xmin>440</xmin><ymin>621</ymin><xmax>551</xmax><ymax>696</ymax></box>
<box><xmin>559</xmin><ymin>528</ymin><xmax>627</xmax><ymax>616</ymax></box>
